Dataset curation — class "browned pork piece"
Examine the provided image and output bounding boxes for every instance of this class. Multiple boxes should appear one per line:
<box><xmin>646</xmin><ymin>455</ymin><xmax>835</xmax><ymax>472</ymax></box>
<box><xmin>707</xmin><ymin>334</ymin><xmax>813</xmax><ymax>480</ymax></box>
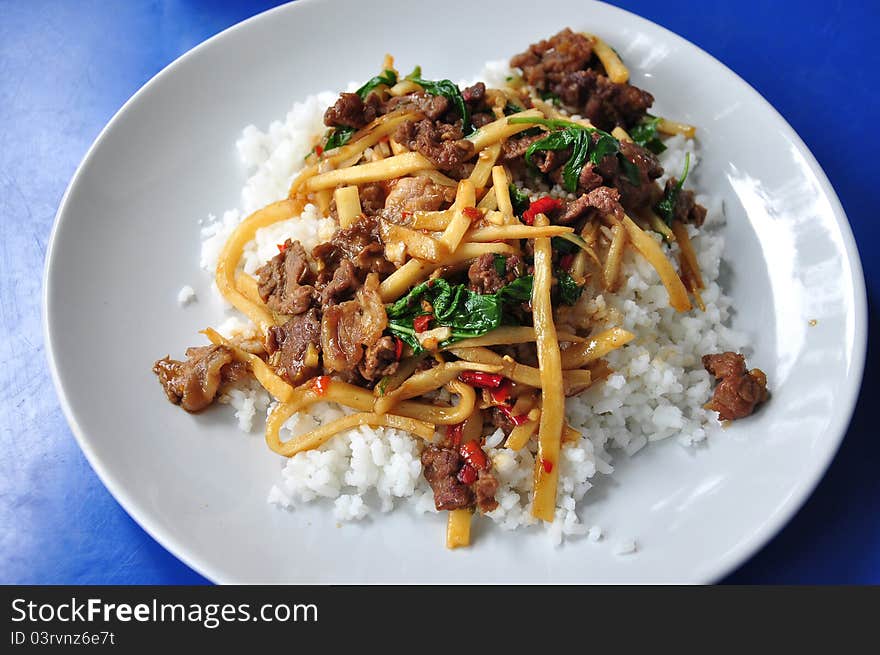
<box><xmin>153</xmin><ymin>345</ymin><xmax>246</xmax><ymax>412</ymax></box>
<box><xmin>257</xmin><ymin>239</ymin><xmax>315</xmax><ymax>315</ymax></box>
<box><xmin>702</xmin><ymin>352</ymin><xmax>769</xmax><ymax>421</ymax></box>
<box><xmin>421</xmin><ymin>440</ymin><xmax>499</xmax><ymax>513</ymax></box>
<box><xmin>510</xmin><ymin>28</ymin><xmax>654</xmax><ymax>131</ymax></box>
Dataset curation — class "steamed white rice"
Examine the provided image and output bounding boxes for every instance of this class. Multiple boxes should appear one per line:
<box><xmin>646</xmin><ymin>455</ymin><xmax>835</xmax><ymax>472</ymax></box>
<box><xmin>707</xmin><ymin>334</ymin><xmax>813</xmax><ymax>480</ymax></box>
<box><xmin>197</xmin><ymin>61</ymin><xmax>744</xmax><ymax>547</ymax></box>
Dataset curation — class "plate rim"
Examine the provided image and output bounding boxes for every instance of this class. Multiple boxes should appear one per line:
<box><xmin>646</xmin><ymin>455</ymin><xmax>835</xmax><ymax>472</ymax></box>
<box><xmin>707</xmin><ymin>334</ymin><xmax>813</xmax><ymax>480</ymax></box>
<box><xmin>42</xmin><ymin>0</ymin><xmax>868</xmax><ymax>584</ymax></box>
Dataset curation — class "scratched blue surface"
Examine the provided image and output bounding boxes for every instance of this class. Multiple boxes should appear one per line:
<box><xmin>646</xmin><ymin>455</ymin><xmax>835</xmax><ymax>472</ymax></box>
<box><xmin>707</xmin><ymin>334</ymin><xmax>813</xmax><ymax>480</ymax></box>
<box><xmin>1</xmin><ymin>0</ymin><xmax>877</xmax><ymax>585</ymax></box>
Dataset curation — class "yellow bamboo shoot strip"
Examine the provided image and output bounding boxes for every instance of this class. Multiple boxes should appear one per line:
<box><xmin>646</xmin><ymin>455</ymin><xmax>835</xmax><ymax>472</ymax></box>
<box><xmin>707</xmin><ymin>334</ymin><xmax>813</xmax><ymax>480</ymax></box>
<box><xmin>374</xmin><ymin>361</ymin><xmax>502</xmax><ymax>415</ymax></box>
<box><xmin>559</xmin><ymin>327</ymin><xmax>635</xmax><ymax>369</ymax></box>
<box><xmin>416</xmin><ymin>169</ymin><xmax>459</xmax><ymax>188</ymax></box>
<box><xmin>466</xmin><ymin>224</ymin><xmax>573</xmax><ymax>242</ymax></box>
<box><xmin>468</xmin><ymin>142</ymin><xmax>501</xmax><ymax>189</ymax></box>
<box><xmin>467</xmin><ymin>109</ymin><xmax>543</xmax><ymax>151</ymax></box>
<box><xmin>449</xmin><ymin>346</ymin><xmax>592</xmax><ymax>392</ymax></box>
<box><xmin>506</xmin><ymin>416</ymin><xmax>540</xmax><ymax>450</ymax></box>
<box><xmin>334</xmin><ymin>186</ymin><xmax>362</xmax><ymax>228</ymax></box>
<box><xmin>445</xmin><ymin>326</ymin><xmax>586</xmax><ymax>349</ymax></box>
<box><xmin>262</xmin><ymin>378</ymin><xmax>474</xmax><ymax>450</ymax></box>
<box><xmin>648</xmin><ymin>213</ymin><xmax>675</xmax><ymax>242</ymax></box>
<box><xmin>491</xmin><ymin>166</ymin><xmax>514</xmax><ymax>223</ymax></box>
<box><xmin>234</xmin><ymin>272</ymin><xmax>262</xmax><ymax>306</ymax></box>
<box><xmin>202</xmin><ymin>328</ymin><xmax>295</xmax><ymax>402</ymax></box>
<box><xmin>389</xmin><ymin>80</ymin><xmax>422</xmax><ymax>96</ymax></box>
<box><xmin>378</xmin><ymin>259</ymin><xmax>434</xmax><ymax>302</ymax></box>
<box><xmin>477</xmin><ymin>187</ymin><xmax>497</xmax><ymax>211</ymax></box>
<box><xmin>216</xmin><ymin>199</ymin><xmax>295</xmax><ymax>331</ymax></box>
<box><xmin>375</xmin><ymin>355</ymin><xmax>425</xmax><ymax>397</ymax></box>
<box><xmin>411</xmin><ymin>210</ymin><xmax>452</xmax><ymax>231</ymax></box>
<box><xmin>446</xmin><ymin>411</ymin><xmax>482</xmax><ymax>548</ymax></box>
<box><xmin>531</xmin><ymin>213</ymin><xmax>564</xmax><ymax>522</ymax></box>
<box><xmin>621</xmin><ymin>215</ymin><xmax>692</xmax><ymax>312</ymax></box>
<box><xmin>440</xmin><ymin>179</ymin><xmax>477</xmax><ymax>253</ymax></box>
<box><xmin>379</xmin><ymin>220</ymin><xmax>448</xmax><ymax>262</ymax></box>
<box><xmin>269</xmin><ymin>410</ymin><xmax>435</xmax><ymax>457</ymax></box>
<box><xmin>446</xmin><ymin>509</ymin><xmax>472</xmax><ymax>549</ymax></box>
<box><xmin>586</xmin><ymin>34</ymin><xmax>629</xmax><ymax>83</ymax></box>
<box><xmin>289</xmin><ymin>111</ymin><xmax>417</xmax><ymax>197</ymax></box>
<box><xmin>611</xmin><ymin>126</ymin><xmax>632</xmax><ymax>142</ymax></box>
<box><xmin>603</xmin><ymin>223</ymin><xmax>626</xmax><ymax>292</ymax></box>
<box><xmin>305</xmin><ymin>151</ymin><xmax>434</xmax><ymax>191</ymax></box>
<box><xmin>657</xmin><ymin>117</ymin><xmax>696</xmax><ymax>139</ymax></box>
<box><xmin>377</xmin><ymin>243</ymin><xmax>517</xmax><ymax>302</ymax></box>
<box><xmin>671</xmin><ymin>220</ymin><xmax>704</xmax><ymax>289</ymax></box>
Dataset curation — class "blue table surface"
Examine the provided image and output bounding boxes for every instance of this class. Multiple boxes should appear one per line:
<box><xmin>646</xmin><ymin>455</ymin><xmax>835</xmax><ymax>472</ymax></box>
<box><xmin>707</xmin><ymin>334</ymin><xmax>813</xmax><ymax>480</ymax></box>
<box><xmin>2</xmin><ymin>0</ymin><xmax>878</xmax><ymax>585</ymax></box>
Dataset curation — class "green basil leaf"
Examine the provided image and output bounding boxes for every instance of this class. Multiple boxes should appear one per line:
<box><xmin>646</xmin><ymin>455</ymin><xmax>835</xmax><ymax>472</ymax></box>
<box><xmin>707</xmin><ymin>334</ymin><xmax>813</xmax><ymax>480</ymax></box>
<box><xmin>509</xmin><ymin>184</ymin><xmax>531</xmax><ymax>217</ymax></box>
<box><xmin>325</xmin><ymin>126</ymin><xmax>355</xmax><ymax>151</ymax></box>
<box><xmin>562</xmin><ymin>129</ymin><xmax>591</xmax><ymax>192</ymax></box>
<box><xmin>356</xmin><ymin>69</ymin><xmax>397</xmax><ymax>99</ymax></box>
<box><xmin>655</xmin><ymin>152</ymin><xmax>691</xmax><ymax>226</ymax></box>
<box><xmin>551</xmin><ymin>236</ymin><xmax>579</xmax><ymax>254</ymax></box>
<box><xmin>629</xmin><ymin>114</ymin><xmax>667</xmax><ymax>154</ymax></box>
<box><xmin>555</xmin><ymin>268</ymin><xmax>584</xmax><ymax>305</ymax></box>
<box><xmin>410</xmin><ymin>77</ymin><xmax>473</xmax><ymax>135</ymax></box>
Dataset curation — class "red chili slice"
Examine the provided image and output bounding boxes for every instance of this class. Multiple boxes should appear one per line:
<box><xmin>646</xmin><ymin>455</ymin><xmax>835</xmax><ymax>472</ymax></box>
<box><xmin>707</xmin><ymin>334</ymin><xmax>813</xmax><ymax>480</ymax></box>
<box><xmin>446</xmin><ymin>423</ymin><xmax>463</xmax><ymax>447</ymax></box>
<box><xmin>460</xmin><ymin>440</ymin><xmax>488</xmax><ymax>471</ymax></box>
<box><xmin>489</xmin><ymin>380</ymin><xmax>513</xmax><ymax>405</ymax></box>
<box><xmin>522</xmin><ymin>197</ymin><xmax>562</xmax><ymax>225</ymax></box>
<box><xmin>542</xmin><ymin>458</ymin><xmax>554</xmax><ymax>474</ymax></box>
<box><xmin>559</xmin><ymin>253</ymin><xmax>575</xmax><ymax>270</ymax></box>
<box><xmin>457</xmin><ymin>371</ymin><xmax>504</xmax><ymax>389</ymax></box>
<box><xmin>311</xmin><ymin>375</ymin><xmax>331</xmax><ymax>397</ymax></box>
<box><xmin>457</xmin><ymin>464</ymin><xmax>477</xmax><ymax>485</ymax></box>
<box><xmin>314</xmin><ymin>145</ymin><xmax>323</xmax><ymax>157</ymax></box>
<box><xmin>497</xmin><ymin>405</ymin><xmax>530</xmax><ymax>426</ymax></box>
<box><xmin>393</xmin><ymin>337</ymin><xmax>404</xmax><ymax>361</ymax></box>
<box><xmin>277</xmin><ymin>242</ymin><xmax>289</xmax><ymax>253</ymax></box>
<box><xmin>463</xmin><ymin>206</ymin><xmax>483</xmax><ymax>221</ymax></box>
<box><xmin>413</xmin><ymin>314</ymin><xmax>432</xmax><ymax>333</ymax></box>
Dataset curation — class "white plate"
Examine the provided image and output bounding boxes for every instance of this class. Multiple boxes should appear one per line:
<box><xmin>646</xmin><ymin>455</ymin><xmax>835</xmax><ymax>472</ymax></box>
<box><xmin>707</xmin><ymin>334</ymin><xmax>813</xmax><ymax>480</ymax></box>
<box><xmin>44</xmin><ymin>0</ymin><xmax>867</xmax><ymax>583</ymax></box>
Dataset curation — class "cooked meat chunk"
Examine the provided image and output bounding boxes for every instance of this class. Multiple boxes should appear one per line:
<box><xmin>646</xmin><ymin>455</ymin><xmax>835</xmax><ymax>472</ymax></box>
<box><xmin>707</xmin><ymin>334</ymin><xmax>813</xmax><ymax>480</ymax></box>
<box><xmin>321</xmin><ymin>274</ymin><xmax>388</xmax><ymax>373</ymax></box>
<box><xmin>474</xmin><ymin>470</ymin><xmax>499</xmax><ymax>513</ymax></box>
<box><xmin>663</xmin><ymin>179</ymin><xmax>708</xmax><ymax>227</ymax></box>
<box><xmin>359</xmin><ymin>182</ymin><xmax>386</xmax><ymax>216</ymax></box>
<box><xmin>501</xmin><ymin>132</ymin><xmax>542</xmax><ymax>162</ymax></box>
<box><xmin>467</xmin><ymin>253</ymin><xmax>524</xmax><ymax>294</ymax></box>
<box><xmin>311</xmin><ymin>215</ymin><xmax>395</xmax><ymax>280</ymax></box>
<box><xmin>596</xmin><ymin>139</ymin><xmax>663</xmax><ymax>210</ymax></box>
<box><xmin>384</xmin><ymin>176</ymin><xmax>457</xmax><ymax>214</ymax></box>
<box><xmin>255</xmin><ymin>239</ymin><xmax>315</xmax><ymax>315</ymax></box>
<box><xmin>266</xmin><ymin>308</ymin><xmax>322</xmax><ymax>383</ymax></box>
<box><xmin>319</xmin><ymin>259</ymin><xmax>359</xmax><ymax>306</ymax></box>
<box><xmin>394</xmin><ymin>118</ymin><xmax>475</xmax><ymax>178</ymax></box>
<box><xmin>558</xmin><ymin>186</ymin><xmax>624</xmax><ymax>224</ymax></box>
<box><xmin>153</xmin><ymin>345</ymin><xmax>241</xmax><ymax>413</ymax></box>
<box><xmin>323</xmin><ymin>92</ymin><xmax>379</xmax><ymax>129</ymax></box>
<box><xmin>510</xmin><ymin>28</ymin><xmax>595</xmax><ymax>90</ymax></box>
<box><xmin>702</xmin><ymin>352</ymin><xmax>769</xmax><ymax>421</ymax></box>
<box><xmin>386</xmin><ymin>92</ymin><xmax>450</xmax><ymax>121</ymax></box>
<box><xmin>421</xmin><ymin>445</ymin><xmax>473</xmax><ymax>511</ymax></box>
<box><xmin>510</xmin><ymin>29</ymin><xmax>653</xmax><ymax>130</ymax></box>
<box><xmin>359</xmin><ymin>336</ymin><xmax>400</xmax><ymax>382</ymax></box>
<box><xmin>555</xmin><ymin>69</ymin><xmax>654</xmax><ymax>130</ymax></box>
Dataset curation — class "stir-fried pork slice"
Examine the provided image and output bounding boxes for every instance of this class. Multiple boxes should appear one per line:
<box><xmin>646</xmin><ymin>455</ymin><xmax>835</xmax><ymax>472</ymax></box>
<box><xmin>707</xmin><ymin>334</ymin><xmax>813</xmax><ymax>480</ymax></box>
<box><xmin>311</xmin><ymin>215</ymin><xmax>395</xmax><ymax>280</ymax></box>
<box><xmin>255</xmin><ymin>239</ymin><xmax>315</xmax><ymax>315</ymax></box>
<box><xmin>266</xmin><ymin>308</ymin><xmax>322</xmax><ymax>383</ymax></box>
<box><xmin>323</xmin><ymin>92</ymin><xmax>381</xmax><ymax>130</ymax></box>
<box><xmin>384</xmin><ymin>176</ymin><xmax>457</xmax><ymax>214</ymax></box>
<box><xmin>421</xmin><ymin>445</ymin><xmax>473</xmax><ymax>510</ymax></box>
<box><xmin>702</xmin><ymin>352</ymin><xmax>769</xmax><ymax>421</ymax></box>
<box><xmin>153</xmin><ymin>345</ymin><xmax>244</xmax><ymax>413</ymax></box>
<box><xmin>394</xmin><ymin>118</ymin><xmax>475</xmax><ymax>179</ymax></box>
<box><xmin>321</xmin><ymin>274</ymin><xmax>388</xmax><ymax>374</ymax></box>
<box><xmin>663</xmin><ymin>179</ymin><xmax>708</xmax><ymax>227</ymax></box>
<box><xmin>467</xmin><ymin>253</ymin><xmax>525</xmax><ymax>294</ymax></box>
